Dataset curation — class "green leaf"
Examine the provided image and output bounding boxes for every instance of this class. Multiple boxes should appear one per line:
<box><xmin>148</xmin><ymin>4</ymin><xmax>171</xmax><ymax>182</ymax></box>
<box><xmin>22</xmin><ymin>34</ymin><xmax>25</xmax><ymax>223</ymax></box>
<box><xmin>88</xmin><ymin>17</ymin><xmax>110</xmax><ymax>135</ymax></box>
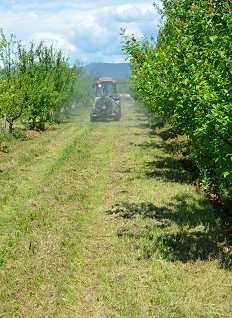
<box><xmin>209</xmin><ymin>36</ymin><xmax>218</xmax><ymax>43</ymax></box>
<box><xmin>223</xmin><ymin>171</ymin><xmax>230</xmax><ymax>178</ymax></box>
<box><xmin>213</xmin><ymin>59</ymin><xmax>220</xmax><ymax>69</ymax></box>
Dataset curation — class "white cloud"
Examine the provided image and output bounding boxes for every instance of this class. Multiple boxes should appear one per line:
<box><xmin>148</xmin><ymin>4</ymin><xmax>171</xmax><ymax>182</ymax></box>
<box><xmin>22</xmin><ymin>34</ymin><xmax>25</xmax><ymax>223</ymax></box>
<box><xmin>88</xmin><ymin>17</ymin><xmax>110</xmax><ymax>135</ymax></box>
<box><xmin>31</xmin><ymin>32</ymin><xmax>78</xmax><ymax>56</ymax></box>
<box><xmin>0</xmin><ymin>1</ymin><xmax>161</xmax><ymax>64</ymax></box>
<box><xmin>114</xmin><ymin>4</ymin><xmax>141</xmax><ymax>22</ymax></box>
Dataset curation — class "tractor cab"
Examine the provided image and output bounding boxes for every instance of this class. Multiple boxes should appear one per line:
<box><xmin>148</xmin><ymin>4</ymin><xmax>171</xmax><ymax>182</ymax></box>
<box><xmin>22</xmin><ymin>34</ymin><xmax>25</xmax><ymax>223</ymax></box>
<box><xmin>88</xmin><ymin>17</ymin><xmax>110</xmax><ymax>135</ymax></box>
<box><xmin>95</xmin><ymin>77</ymin><xmax>117</xmax><ymax>97</ymax></box>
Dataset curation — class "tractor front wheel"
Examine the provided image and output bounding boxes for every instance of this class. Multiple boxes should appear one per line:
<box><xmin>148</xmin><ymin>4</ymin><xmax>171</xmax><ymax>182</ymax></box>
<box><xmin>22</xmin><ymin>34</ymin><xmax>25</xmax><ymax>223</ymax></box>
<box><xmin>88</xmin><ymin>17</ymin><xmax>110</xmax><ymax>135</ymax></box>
<box><xmin>90</xmin><ymin>110</ymin><xmax>96</xmax><ymax>122</ymax></box>
<box><xmin>114</xmin><ymin>114</ymin><xmax>120</xmax><ymax>121</ymax></box>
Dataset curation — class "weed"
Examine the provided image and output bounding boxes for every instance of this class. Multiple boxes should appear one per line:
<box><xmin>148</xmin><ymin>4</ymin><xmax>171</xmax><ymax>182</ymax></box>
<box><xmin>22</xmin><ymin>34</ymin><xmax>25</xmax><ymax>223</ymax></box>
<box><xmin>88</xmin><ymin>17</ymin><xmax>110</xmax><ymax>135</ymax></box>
<box><xmin>11</xmin><ymin>127</ymin><xmax>26</xmax><ymax>140</ymax></box>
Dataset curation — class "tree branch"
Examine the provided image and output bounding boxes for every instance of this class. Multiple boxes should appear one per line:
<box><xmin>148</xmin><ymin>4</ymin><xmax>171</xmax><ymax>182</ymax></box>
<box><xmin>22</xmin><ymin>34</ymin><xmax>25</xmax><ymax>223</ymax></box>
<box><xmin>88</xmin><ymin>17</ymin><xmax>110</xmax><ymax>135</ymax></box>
<box><xmin>224</xmin><ymin>62</ymin><xmax>232</xmax><ymax>84</ymax></box>
<box><xmin>214</xmin><ymin>125</ymin><xmax>232</xmax><ymax>147</ymax></box>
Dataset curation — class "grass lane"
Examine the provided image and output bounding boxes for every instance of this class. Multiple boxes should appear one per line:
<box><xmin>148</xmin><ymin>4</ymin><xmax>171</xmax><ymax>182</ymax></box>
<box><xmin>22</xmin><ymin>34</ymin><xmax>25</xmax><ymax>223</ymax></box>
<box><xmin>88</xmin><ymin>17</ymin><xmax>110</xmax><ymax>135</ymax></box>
<box><xmin>0</xmin><ymin>101</ymin><xmax>231</xmax><ymax>318</ymax></box>
<box><xmin>0</xmin><ymin>107</ymin><xmax>108</xmax><ymax>317</ymax></box>
<box><xmin>97</xmin><ymin>102</ymin><xmax>232</xmax><ymax>318</ymax></box>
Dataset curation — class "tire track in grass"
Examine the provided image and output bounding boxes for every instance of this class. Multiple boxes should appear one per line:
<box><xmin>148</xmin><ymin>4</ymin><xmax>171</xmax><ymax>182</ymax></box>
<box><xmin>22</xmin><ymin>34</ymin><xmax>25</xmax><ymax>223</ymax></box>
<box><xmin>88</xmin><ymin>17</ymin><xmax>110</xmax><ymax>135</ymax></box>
<box><xmin>59</xmin><ymin>102</ymin><xmax>153</xmax><ymax>317</ymax></box>
<box><xmin>0</xmin><ymin>119</ymin><xmax>94</xmax><ymax>217</ymax></box>
<box><xmin>45</xmin><ymin>125</ymin><xmax>95</xmax><ymax>177</ymax></box>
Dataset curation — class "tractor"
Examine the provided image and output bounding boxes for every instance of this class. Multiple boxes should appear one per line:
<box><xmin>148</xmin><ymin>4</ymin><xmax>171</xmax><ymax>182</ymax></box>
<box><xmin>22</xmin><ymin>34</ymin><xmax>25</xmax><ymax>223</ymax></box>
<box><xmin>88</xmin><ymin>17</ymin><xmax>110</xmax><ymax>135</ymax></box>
<box><xmin>90</xmin><ymin>77</ymin><xmax>121</xmax><ymax>122</ymax></box>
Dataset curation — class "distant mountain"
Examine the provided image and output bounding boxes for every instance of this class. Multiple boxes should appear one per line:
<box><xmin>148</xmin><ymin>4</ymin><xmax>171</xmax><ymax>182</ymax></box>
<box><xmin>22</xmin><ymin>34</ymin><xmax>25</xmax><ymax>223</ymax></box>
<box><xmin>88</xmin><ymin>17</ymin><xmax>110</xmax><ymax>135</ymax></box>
<box><xmin>83</xmin><ymin>62</ymin><xmax>130</xmax><ymax>81</ymax></box>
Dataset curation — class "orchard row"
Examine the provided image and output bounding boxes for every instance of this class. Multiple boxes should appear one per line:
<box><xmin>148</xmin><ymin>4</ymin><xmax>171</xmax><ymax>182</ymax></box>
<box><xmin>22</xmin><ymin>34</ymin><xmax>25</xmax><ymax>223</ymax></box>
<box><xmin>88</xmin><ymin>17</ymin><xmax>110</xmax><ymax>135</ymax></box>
<box><xmin>122</xmin><ymin>0</ymin><xmax>232</xmax><ymax>202</ymax></box>
<box><xmin>0</xmin><ymin>29</ymin><xmax>93</xmax><ymax>133</ymax></box>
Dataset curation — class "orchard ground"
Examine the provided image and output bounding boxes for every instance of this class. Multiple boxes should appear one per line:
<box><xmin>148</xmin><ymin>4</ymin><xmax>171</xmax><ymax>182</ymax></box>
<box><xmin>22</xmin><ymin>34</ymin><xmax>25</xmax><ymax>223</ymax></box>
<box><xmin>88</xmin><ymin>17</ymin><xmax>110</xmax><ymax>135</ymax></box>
<box><xmin>0</xmin><ymin>98</ymin><xmax>231</xmax><ymax>317</ymax></box>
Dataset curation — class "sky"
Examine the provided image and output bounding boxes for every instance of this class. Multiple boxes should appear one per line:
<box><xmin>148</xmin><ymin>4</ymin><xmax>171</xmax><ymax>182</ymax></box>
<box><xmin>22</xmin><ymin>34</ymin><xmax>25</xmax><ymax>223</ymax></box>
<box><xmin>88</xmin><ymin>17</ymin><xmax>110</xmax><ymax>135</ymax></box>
<box><xmin>0</xmin><ymin>0</ymin><xmax>161</xmax><ymax>65</ymax></box>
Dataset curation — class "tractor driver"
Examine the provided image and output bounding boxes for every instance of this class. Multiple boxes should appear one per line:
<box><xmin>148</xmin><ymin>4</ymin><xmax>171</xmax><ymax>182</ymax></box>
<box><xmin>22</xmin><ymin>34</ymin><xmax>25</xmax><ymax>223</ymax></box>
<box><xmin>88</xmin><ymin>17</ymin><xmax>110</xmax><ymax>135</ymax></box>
<box><xmin>102</xmin><ymin>85</ymin><xmax>108</xmax><ymax>96</ymax></box>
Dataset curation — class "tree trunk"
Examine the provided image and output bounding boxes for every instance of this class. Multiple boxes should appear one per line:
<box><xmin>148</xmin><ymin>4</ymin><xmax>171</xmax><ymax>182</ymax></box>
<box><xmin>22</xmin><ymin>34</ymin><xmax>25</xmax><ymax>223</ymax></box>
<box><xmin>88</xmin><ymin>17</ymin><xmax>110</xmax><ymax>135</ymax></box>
<box><xmin>8</xmin><ymin>122</ymin><xmax>13</xmax><ymax>134</ymax></box>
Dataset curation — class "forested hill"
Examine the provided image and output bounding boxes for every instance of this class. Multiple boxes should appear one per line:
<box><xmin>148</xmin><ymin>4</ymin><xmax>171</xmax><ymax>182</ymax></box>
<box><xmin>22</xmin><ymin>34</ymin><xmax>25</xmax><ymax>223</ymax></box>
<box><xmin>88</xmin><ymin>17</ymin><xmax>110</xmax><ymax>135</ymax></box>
<box><xmin>83</xmin><ymin>62</ymin><xmax>130</xmax><ymax>80</ymax></box>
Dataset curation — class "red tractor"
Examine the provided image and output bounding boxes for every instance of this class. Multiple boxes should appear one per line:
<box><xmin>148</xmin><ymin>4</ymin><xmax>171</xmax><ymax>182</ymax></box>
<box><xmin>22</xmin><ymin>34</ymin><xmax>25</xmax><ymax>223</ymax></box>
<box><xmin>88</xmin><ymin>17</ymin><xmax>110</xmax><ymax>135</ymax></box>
<box><xmin>90</xmin><ymin>77</ymin><xmax>121</xmax><ymax>122</ymax></box>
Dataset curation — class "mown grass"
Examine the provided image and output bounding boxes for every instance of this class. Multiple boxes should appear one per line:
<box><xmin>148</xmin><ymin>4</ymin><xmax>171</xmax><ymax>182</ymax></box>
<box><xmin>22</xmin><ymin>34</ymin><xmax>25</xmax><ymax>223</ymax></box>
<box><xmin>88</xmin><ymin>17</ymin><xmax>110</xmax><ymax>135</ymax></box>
<box><xmin>100</xmin><ymin>101</ymin><xmax>232</xmax><ymax>318</ymax></box>
<box><xmin>0</xmin><ymin>100</ymin><xmax>231</xmax><ymax>317</ymax></box>
<box><xmin>0</xmin><ymin>105</ymin><xmax>119</xmax><ymax>317</ymax></box>
<box><xmin>45</xmin><ymin>125</ymin><xmax>95</xmax><ymax>176</ymax></box>
<box><xmin>0</xmin><ymin>109</ymin><xmax>95</xmax><ymax>316</ymax></box>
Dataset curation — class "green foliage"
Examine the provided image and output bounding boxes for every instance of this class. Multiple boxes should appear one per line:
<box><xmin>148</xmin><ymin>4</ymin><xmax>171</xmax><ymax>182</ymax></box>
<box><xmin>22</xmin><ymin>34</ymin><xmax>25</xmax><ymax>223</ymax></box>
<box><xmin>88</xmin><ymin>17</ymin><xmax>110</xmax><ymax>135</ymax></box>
<box><xmin>72</xmin><ymin>69</ymin><xmax>95</xmax><ymax>107</ymax></box>
<box><xmin>0</xmin><ymin>131</ymin><xmax>13</xmax><ymax>153</ymax></box>
<box><xmin>0</xmin><ymin>31</ymin><xmax>24</xmax><ymax>133</ymax></box>
<box><xmin>0</xmin><ymin>126</ymin><xmax>26</xmax><ymax>153</ymax></box>
<box><xmin>121</xmin><ymin>0</ymin><xmax>232</xmax><ymax>202</ymax></box>
<box><xmin>11</xmin><ymin>127</ymin><xmax>26</xmax><ymax>140</ymax></box>
<box><xmin>0</xmin><ymin>29</ymin><xmax>80</xmax><ymax>131</ymax></box>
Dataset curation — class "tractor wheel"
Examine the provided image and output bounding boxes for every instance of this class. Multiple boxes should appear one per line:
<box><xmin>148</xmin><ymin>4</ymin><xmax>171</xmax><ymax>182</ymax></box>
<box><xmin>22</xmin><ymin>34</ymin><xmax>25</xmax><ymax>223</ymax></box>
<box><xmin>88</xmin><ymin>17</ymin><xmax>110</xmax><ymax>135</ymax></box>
<box><xmin>114</xmin><ymin>114</ymin><xmax>120</xmax><ymax>121</ymax></box>
<box><xmin>90</xmin><ymin>110</ymin><xmax>96</xmax><ymax>122</ymax></box>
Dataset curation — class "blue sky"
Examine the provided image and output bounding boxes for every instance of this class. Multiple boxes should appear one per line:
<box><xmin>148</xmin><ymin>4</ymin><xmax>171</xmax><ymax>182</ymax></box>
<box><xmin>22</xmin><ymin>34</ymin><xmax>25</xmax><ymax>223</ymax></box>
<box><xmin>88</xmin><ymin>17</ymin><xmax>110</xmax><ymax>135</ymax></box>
<box><xmin>0</xmin><ymin>0</ymin><xmax>161</xmax><ymax>65</ymax></box>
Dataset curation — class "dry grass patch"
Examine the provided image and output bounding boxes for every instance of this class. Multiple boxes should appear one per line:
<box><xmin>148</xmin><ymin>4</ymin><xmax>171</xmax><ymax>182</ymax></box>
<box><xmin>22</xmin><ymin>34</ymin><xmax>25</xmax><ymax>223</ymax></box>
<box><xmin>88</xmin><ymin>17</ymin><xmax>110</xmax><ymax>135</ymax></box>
<box><xmin>25</xmin><ymin>130</ymin><xmax>41</xmax><ymax>140</ymax></box>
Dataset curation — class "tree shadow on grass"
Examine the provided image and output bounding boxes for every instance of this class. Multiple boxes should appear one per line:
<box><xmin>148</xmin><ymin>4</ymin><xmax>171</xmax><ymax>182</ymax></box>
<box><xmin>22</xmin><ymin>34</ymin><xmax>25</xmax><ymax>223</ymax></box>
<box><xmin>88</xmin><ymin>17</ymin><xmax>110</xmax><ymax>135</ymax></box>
<box><xmin>158</xmin><ymin>127</ymin><xmax>178</xmax><ymax>141</ymax></box>
<box><xmin>138</xmin><ymin>122</ymin><xmax>165</xmax><ymax>130</ymax></box>
<box><xmin>134</xmin><ymin>141</ymin><xmax>164</xmax><ymax>150</ymax></box>
<box><xmin>134</xmin><ymin>141</ymin><xmax>198</xmax><ymax>183</ymax></box>
<box><xmin>144</xmin><ymin>158</ymin><xmax>191</xmax><ymax>183</ymax></box>
<box><xmin>137</xmin><ymin>123</ymin><xmax>152</xmax><ymax>129</ymax></box>
<box><xmin>133</xmin><ymin>116</ymin><xmax>148</xmax><ymax>122</ymax></box>
<box><xmin>106</xmin><ymin>195</ymin><xmax>231</xmax><ymax>268</ymax></box>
